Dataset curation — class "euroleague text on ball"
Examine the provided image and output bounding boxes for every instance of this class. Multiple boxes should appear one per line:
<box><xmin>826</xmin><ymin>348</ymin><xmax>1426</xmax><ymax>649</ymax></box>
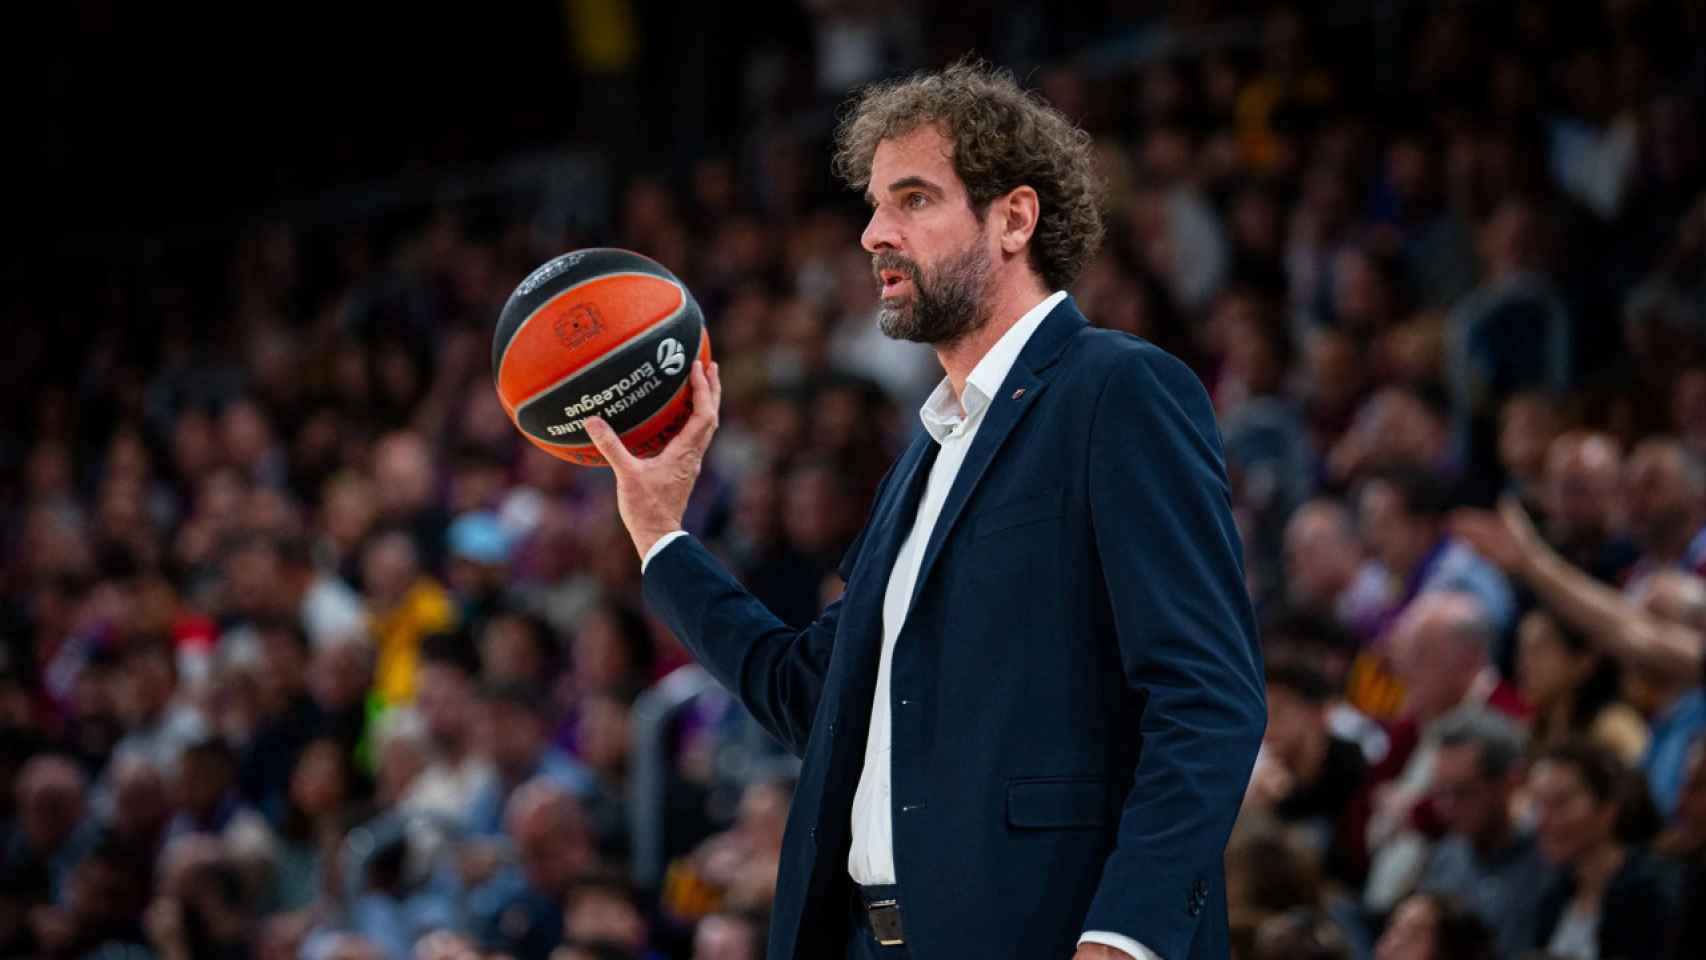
<box><xmin>546</xmin><ymin>360</ymin><xmax>663</xmax><ymax>437</ymax></box>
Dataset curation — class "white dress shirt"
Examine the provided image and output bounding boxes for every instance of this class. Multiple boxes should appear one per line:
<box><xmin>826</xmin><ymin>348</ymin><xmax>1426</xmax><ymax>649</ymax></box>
<box><xmin>645</xmin><ymin>290</ymin><xmax>1155</xmax><ymax>959</ymax></box>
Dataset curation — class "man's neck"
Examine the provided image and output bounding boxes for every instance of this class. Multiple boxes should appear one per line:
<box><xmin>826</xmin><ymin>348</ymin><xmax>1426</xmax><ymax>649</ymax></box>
<box><xmin>934</xmin><ymin>275</ymin><xmax>1052</xmax><ymax>401</ymax></box>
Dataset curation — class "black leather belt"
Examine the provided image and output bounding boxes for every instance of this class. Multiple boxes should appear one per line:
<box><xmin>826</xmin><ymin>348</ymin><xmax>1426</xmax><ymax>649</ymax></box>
<box><xmin>855</xmin><ymin>883</ymin><xmax>906</xmax><ymax>946</ymax></box>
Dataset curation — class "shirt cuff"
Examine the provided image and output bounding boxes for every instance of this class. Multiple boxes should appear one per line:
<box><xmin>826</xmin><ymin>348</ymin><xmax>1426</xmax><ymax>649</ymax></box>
<box><xmin>1078</xmin><ymin>931</ymin><xmax>1161</xmax><ymax>960</ymax></box>
<box><xmin>641</xmin><ymin>531</ymin><xmax>689</xmax><ymax>572</ymax></box>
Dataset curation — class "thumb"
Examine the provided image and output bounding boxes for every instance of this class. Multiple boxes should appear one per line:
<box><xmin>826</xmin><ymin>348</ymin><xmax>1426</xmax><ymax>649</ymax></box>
<box><xmin>584</xmin><ymin>417</ymin><xmax>638</xmax><ymax>474</ymax></box>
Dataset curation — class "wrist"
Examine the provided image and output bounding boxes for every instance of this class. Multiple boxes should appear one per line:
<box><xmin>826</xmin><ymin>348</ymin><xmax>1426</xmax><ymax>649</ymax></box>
<box><xmin>637</xmin><ymin>529</ymin><xmax>688</xmax><ymax>568</ymax></box>
<box><xmin>634</xmin><ymin>529</ymin><xmax>673</xmax><ymax>560</ymax></box>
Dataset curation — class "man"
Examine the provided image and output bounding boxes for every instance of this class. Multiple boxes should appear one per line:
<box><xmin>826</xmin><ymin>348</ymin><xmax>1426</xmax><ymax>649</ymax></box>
<box><xmin>473</xmin><ymin>779</ymin><xmax>596</xmax><ymax>960</ymax></box>
<box><xmin>1445</xmin><ymin>199</ymin><xmax>1572</xmax><ymax>489</ymax></box>
<box><xmin>1624</xmin><ymin>438</ymin><xmax>1706</xmax><ymax>585</ymax></box>
<box><xmin>1282</xmin><ymin>499</ymin><xmax>1390</xmax><ymax>643</ymax></box>
<box><xmin>1416</xmin><ymin>707</ymin><xmax>1550</xmax><ymax>958</ymax></box>
<box><xmin>239</xmin><ymin>616</ymin><xmax>322</xmax><ymax>820</ymax></box>
<box><xmin>1538</xmin><ymin>431</ymin><xmax>1637</xmax><ymax>585</ymax></box>
<box><xmin>110</xmin><ymin>636</ymin><xmax>209</xmax><ymax>776</ymax></box>
<box><xmin>1357</xmin><ymin>467</ymin><xmax>1515</xmax><ymax>639</ymax></box>
<box><xmin>362</xmin><ymin>528</ymin><xmax>456</xmax><ymax>707</ymax></box>
<box><xmin>1243</xmin><ymin>659</ymin><xmax>1365</xmax><ymax>882</ymax></box>
<box><xmin>583</xmin><ymin>62</ymin><xmax>1265</xmax><ymax>959</ymax></box>
<box><xmin>467</xmin><ymin>680</ymin><xmax>594</xmax><ymax>836</ymax></box>
<box><xmin>1360</xmin><ymin>593</ymin><xmax>1527</xmax><ymax>911</ymax></box>
<box><xmin>398</xmin><ymin>632</ymin><xmax>493</xmax><ymax>826</ymax></box>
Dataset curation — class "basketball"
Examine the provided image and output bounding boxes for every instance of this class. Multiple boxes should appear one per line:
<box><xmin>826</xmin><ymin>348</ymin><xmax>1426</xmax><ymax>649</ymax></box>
<box><xmin>492</xmin><ymin>249</ymin><xmax>712</xmax><ymax>467</ymax></box>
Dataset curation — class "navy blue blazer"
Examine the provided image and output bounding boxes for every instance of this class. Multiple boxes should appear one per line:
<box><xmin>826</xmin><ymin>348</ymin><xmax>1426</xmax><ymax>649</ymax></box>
<box><xmin>643</xmin><ymin>297</ymin><xmax>1266</xmax><ymax>959</ymax></box>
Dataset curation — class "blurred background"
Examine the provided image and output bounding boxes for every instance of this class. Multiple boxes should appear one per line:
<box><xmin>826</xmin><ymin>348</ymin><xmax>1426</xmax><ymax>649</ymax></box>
<box><xmin>6</xmin><ymin>1</ymin><xmax>1706</xmax><ymax>958</ymax></box>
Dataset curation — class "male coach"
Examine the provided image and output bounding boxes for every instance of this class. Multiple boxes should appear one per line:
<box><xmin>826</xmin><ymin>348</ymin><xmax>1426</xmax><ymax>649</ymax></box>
<box><xmin>583</xmin><ymin>62</ymin><xmax>1265</xmax><ymax>960</ymax></box>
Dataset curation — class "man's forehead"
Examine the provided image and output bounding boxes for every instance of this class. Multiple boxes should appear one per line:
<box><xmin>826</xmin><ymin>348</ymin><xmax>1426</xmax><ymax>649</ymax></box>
<box><xmin>869</xmin><ymin>127</ymin><xmax>956</xmax><ymax>182</ymax></box>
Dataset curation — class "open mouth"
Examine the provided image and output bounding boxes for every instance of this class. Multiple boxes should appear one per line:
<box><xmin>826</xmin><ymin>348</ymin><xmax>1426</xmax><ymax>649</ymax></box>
<box><xmin>878</xmin><ymin>269</ymin><xmax>910</xmax><ymax>298</ymax></box>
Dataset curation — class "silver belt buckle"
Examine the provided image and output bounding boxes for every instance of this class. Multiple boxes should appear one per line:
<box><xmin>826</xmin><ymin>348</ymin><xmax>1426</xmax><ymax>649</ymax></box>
<box><xmin>867</xmin><ymin>898</ymin><xmax>905</xmax><ymax>946</ymax></box>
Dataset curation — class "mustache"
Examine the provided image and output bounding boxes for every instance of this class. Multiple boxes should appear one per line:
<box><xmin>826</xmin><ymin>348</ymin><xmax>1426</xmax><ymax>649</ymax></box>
<box><xmin>871</xmin><ymin>252</ymin><xmax>922</xmax><ymax>282</ymax></box>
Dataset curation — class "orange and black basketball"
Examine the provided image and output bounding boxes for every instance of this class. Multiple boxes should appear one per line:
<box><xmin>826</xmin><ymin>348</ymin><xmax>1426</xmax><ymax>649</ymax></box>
<box><xmin>493</xmin><ymin>249</ymin><xmax>711</xmax><ymax>467</ymax></box>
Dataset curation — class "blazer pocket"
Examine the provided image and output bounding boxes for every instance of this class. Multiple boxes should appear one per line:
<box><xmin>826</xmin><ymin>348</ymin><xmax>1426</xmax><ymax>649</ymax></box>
<box><xmin>973</xmin><ymin>489</ymin><xmax>1065</xmax><ymax>539</ymax></box>
<box><xmin>1006</xmin><ymin>776</ymin><xmax>1108</xmax><ymax>830</ymax></box>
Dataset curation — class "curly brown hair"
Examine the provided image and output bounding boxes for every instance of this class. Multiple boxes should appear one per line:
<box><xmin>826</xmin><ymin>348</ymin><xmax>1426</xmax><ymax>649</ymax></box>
<box><xmin>831</xmin><ymin>59</ymin><xmax>1105</xmax><ymax>292</ymax></box>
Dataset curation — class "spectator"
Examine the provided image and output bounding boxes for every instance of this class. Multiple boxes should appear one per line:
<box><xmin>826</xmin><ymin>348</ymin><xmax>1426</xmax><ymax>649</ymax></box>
<box><xmin>1250</xmin><ymin>909</ymin><xmax>1352</xmax><ymax>960</ymax></box>
<box><xmin>692</xmin><ymin>909</ymin><xmax>766</xmax><ymax>960</ymax></box>
<box><xmin>1447</xmin><ymin>199</ymin><xmax>1573</xmax><ymax>489</ymax></box>
<box><xmin>1330</xmin><ymin>385</ymin><xmax>1457</xmax><ymax>486</ymax></box>
<box><xmin>105</xmin><ymin>753</ymin><xmax>172</xmax><ymax>862</ymax></box>
<box><xmin>1539</xmin><ymin>431</ymin><xmax>1640</xmax><ymax>586</ymax></box>
<box><xmin>475</xmin><ymin>779</ymin><xmax>596</xmax><ymax>960</ymax></box>
<box><xmin>468</xmin><ymin>680</ymin><xmax>594</xmax><ymax>836</ymax></box>
<box><xmin>110</xmin><ymin>637</ymin><xmax>209</xmax><ymax>775</ymax></box>
<box><xmin>1415</xmin><ymin>707</ymin><xmax>1550</xmax><ymax>957</ymax></box>
<box><xmin>1245</xmin><ymin>659</ymin><xmax>1366</xmax><ymax>871</ymax></box>
<box><xmin>363</xmin><ymin>529</ymin><xmax>457</xmax><ymax>707</ymax></box>
<box><xmin>1496</xmin><ymin>390</ymin><xmax>1561</xmax><ymax>510</ymax></box>
<box><xmin>3</xmin><ymin>754</ymin><xmax>93</xmax><ymax>905</ymax></box>
<box><xmin>661</xmin><ymin>777</ymin><xmax>791</xmax><ymax>928</ymax></box>
<box><xmin>1517</xmin><ymin>609</ymin><xmax>1648</xmax><ymax>765</ymax></box>
<box><xmin>305</xmin><ymin>632</ymin><xmax>376</xmax><ymax>753</ymax></box>
<box><xmin>445</xmin><ymin>511</ymin><xmax>515</xmax><ymax>640</ymax></box>
<box><xmin>166</xmin><ymin>736</ymin><xmax>273</xmax><ymax>858</ymax></box>
<box><xmin>1529</xmin><ymin>740</ymin><xmax>1678</xmax><ymax>959</ymax></box>
<box><xmin>239</xmin><ymin>616</ymin><xmax>323</xmax><ymax>820</ymax></box>
<box><xmin>479</xmin><ymin>610</ymin><xmax>555</xmax><ymax>688</ymax></box>
<box><xmin>1625</xmin><ymin>438</ymin><xmax>1706</xmax><ymax>584</ymax></box>
<box><xmin>34</xmin><ymin>836</ymin><xmax>153</xmax><ymax>958</ymax></box>
<box><xmin>272</xmin><ymin>737</ymin><xmax>364</xmax><ymax>912</ymax></box>
<box><xmin>398</xmin><ymin>632</ymin><xmax>492</xmax><ymax>826</ymax></box>
<box><xmin>562</xmin><ymin>876</ymin><xmax>656</xmax><ymax>957</ymax></box>
<box><xmin>1282</xmin><ymin>499</ymin><xmax>1391</xmax><ymax>643</ymax></box>
<box><xmin>1356</xmin><ymin>466</ymin><xmax>1516</xmax><ymax>641</ymax></box>
<box><xmin>1372</xmin><ymin>892</ymin><xmax>1496</xmax><ymax>960</ymax></box>
<box><xmin>1363</xmin><ymin>593</ymin><xmax>1528</xmax><ymax>912</ymax></box>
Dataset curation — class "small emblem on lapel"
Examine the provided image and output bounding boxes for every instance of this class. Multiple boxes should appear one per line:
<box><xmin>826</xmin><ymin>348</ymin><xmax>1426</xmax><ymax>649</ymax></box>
<box><xmin>1012</xmin><ymin>388</ymin><xmax>1026</xmax><ymax>400</ymax></box>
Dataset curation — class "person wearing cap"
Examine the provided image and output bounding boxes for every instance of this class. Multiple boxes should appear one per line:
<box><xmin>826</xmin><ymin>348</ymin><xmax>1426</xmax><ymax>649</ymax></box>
<box><xmin>446</xmin><ymin>511</ymin><xmax>516</xmax><ymax>639</ymax></box>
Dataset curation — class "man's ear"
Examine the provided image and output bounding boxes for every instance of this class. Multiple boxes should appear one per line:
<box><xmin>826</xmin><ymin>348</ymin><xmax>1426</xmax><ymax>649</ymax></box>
<box><xmin>996</xmin><ymin>185</ymin><xmax>1040</xmax><ymax>255</ymax></box>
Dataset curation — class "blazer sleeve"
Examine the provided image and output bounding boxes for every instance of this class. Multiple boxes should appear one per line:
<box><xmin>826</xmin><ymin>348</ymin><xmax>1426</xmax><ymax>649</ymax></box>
<box><xmin>1080</xmin><ymin>346</ymin><xmax>1267</xmax><ymax>957</ymax></box>
<box><xmin>641</xmin><ymin>514</ymin><xmax>873</xmax><ymax>758</ymax></box>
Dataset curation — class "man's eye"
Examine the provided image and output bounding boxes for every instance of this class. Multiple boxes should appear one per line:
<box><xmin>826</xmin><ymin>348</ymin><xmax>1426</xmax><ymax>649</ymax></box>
<box><xmin>907</xmin><ymin>193</ymin><xmax>927</xmax><ymax>209</ymax></box>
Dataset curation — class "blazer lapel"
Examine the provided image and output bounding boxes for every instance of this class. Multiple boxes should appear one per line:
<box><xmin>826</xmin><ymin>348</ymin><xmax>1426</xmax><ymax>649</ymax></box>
<box><xmin>837</xmin><ymin>431</ymin><xmax>936</xmax><ymax>669</ymax></box>
<box><xmin>907</xmin><ymin>298</ymin><xmax>1086</xmax><ymax>610</ymax></box>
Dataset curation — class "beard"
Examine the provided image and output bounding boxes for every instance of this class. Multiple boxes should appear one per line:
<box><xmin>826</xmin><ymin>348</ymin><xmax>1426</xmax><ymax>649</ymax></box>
<box><xmin>873</xmin><ymin>241</ymin><xmax>994</xmax><ymax>346</ymax></box>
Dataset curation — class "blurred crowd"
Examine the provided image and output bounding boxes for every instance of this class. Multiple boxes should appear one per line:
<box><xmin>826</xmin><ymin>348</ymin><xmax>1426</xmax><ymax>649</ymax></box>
<box><xmin>7</xmin><ymin>1</ymin><xmax>1706</xmax><ymax>959</ymax></box>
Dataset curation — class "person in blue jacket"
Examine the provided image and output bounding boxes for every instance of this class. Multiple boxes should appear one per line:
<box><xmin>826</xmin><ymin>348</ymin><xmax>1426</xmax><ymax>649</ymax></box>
<box><xmin>582</xmin><ymin>61</ymin><xmax>1265</xmax><ymax>960</ymax></box>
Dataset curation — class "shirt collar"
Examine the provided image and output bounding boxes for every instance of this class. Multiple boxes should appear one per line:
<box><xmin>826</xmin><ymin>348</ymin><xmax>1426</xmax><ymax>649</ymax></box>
<box><xmin>918</xmin><ymin>290</ymin><xmax>1066</xmax><ymax>444</ymax></box>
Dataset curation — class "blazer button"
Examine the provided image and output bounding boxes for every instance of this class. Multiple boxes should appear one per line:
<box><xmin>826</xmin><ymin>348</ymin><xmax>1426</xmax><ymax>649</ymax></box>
<box><xmin>828</xmin><ymin>721</ymin><xmax>837</xmax><ymax>736</ymax></box>
<box><xmin>810</xmin><ymin>827</ymin><xmax>818</xmax><ymax>842</ymax></box>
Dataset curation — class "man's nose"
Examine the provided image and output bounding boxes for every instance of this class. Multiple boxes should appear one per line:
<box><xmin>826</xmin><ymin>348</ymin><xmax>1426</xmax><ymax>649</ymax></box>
<box><xmin>861</xmin><ymin>208</ymin><xmax>899</xmax><ymax>254</ymax></box>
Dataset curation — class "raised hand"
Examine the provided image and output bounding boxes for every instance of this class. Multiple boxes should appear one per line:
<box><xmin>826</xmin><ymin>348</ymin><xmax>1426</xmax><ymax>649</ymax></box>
<box><xmin>583</xmin><ymin>360</ymin><xmax>722</xmax><ymax>560</ymax></box>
